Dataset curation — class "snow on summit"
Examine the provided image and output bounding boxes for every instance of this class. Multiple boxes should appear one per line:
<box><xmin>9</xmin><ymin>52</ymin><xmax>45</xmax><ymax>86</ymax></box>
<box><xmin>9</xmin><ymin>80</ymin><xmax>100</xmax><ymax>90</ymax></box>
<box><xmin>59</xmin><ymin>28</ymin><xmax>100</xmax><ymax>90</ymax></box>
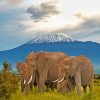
<box><xmin>28</xmin><ymin>33</ymin><xmax>73</xmax><ymax>44</ymax></box>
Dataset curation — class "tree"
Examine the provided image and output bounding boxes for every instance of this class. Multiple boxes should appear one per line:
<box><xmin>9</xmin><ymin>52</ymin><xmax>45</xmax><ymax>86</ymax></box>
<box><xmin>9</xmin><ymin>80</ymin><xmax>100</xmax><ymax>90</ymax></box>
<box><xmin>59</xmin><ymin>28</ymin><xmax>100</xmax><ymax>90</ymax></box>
<box><xmin>2</xmin><ymin>61</ymin><xmax>12</xmax><ymax>72</ymax></box>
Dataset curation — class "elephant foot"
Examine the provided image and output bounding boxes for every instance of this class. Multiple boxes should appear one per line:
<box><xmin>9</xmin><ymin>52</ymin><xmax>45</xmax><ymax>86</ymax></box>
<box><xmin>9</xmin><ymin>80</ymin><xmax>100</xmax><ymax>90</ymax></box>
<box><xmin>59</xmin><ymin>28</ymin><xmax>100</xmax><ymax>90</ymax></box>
<box><xmin>76</xmin><ymin>85</ymin><xmax>81</xmax><ymax>95</ymax></box>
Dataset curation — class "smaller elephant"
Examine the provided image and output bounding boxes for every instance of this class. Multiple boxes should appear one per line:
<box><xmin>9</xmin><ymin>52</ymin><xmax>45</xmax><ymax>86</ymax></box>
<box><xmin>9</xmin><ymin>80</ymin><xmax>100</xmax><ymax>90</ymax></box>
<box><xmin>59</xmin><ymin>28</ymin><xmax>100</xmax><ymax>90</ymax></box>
<box><xmin>45</xmin><ymin>80</ymin><xmax>57</xmax><ymax>91</ymax></box>
<box><xmin>57</xmin><ymin>77</ymin><xmax>75</xmax><ymax>93</ymax></box>
<box><xmin>57</xmin><ymin>78</ymin><xmax>70</xmax><ymax>93</ymax></box>
<box><xmin>57</xmin><ymin>55</ymin><xmax>94</xmax><ymax>95</ymax></box>
<box><xmin>16</xmin><ymin>62</ymin><xmax>36</xmax><ymax>94</ymax></box>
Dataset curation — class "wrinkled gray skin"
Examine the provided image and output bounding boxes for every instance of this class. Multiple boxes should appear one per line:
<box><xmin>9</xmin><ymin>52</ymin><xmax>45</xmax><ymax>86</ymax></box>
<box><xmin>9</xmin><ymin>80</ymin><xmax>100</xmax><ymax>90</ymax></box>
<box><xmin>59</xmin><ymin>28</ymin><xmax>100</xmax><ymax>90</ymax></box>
<box><xmin>57</xmin><ymin>55</ymin><xmax>94</xmax><ymax>95</ymax></box>
<box><xmin>16</xmin><ymin>62</ymin><xmax>37</xmax><ymax>94</ymax></box>
<box><xmin>25</xmin><ymin>52</ymin><xmax>68</xmax><ymax>93</ymax></box>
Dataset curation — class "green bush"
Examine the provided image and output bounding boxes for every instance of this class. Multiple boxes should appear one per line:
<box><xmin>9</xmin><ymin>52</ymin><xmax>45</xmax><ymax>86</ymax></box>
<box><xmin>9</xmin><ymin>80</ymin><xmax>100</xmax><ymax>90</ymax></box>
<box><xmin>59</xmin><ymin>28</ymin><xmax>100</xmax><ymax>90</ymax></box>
<box><xmin>0</xmin><ymin>61</ymin><xmax>19</xmax><ymax>100</ymax></box>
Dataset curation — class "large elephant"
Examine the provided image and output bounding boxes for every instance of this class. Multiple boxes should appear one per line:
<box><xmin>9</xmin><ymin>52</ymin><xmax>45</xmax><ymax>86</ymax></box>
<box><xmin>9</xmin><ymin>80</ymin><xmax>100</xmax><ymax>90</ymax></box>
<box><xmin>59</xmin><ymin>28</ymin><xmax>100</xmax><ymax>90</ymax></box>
<box><xmin>16</xmin><ymin>62</ymin><xmax>37</xmax><ymax>94</ymax></box>
<box><xmin>25</xmin><ymin>51</ymin><xmax>68</xmax><ymax>93</ymax></box>
<box><xmin>57</xmin><ymin>55</ymin><xmax>94</xmax><ymax>95</ymax></box>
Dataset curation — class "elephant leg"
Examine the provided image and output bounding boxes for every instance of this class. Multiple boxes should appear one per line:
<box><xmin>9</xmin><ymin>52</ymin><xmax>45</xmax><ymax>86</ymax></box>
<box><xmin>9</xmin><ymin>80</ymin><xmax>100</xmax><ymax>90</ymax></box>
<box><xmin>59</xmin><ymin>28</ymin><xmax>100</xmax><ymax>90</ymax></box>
<box><xmin>31</xmin><ymin>73</ymin><xmax>36</xmax><ymax>90</ymax></box>
<box><xmin>45</xmin><ymin>80</ymin><xmax>50</xmax><ymax>92</ymax></box>
<box><xmin>89</xmin><ymin>84</ymin><xmax>93</xmax><ymax>93</ymax></box>
<box><xmin>30</xmin><ymin>82</ymin><xmax>33</xmax><ymax>91</ymax></box>
<box><xmin>74</xmin><ymin>69</ymin><xmax>81</xmax><ymax>95</ymax></box>
<box><xmin>21</xmin><ymin>83</ymin><xmax>25</xmax><ymax>92</ymax></box>
<box><xmin>21</xmin><ymin>78</ymin><xmax>25</xmax><ymax>92</ymax></box>
<box><xmin>33</xmin><ymin>73</ymin><xmax>38</xmax><ymax>89</ymax></box>
<box><xmin>38</xmin><ymin>76</ymin><xmax>46</xmax><ymax>93</ymax></box>
<box><xmin>82</xmin><ymin>85</ymin><xmax>87</xmax><ymax>93</ymax></box>
<box><xmin>51</xmin><ymin>82</ymin><xmax>55</xmax><ymax>91</ymax></box>
<box><xmin>68</xmin><ymin>77</ymin><xmax>75</xmax><ymax>91</ymax></box>
<box><xmin>38</xmin><ymin>69</ymin><xmax>48</xmax><ymax>93</ymax></box>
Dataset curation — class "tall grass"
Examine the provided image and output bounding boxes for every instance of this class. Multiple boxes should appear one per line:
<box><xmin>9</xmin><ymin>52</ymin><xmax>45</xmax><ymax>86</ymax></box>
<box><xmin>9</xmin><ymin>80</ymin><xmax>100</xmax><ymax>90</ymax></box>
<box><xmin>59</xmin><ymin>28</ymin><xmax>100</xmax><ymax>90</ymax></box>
<box><xmin>11</xmin><ymin>85</ymin><xmax>100</xmax><ymax>100</ymax></box>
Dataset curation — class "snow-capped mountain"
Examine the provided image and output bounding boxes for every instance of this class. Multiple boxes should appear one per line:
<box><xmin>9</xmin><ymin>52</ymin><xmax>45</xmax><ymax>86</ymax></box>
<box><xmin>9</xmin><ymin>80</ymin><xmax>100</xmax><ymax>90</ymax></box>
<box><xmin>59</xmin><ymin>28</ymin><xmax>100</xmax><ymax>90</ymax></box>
<box><xmin>28</xmin><ymin>33</ymin><xmax>73</xmax><ymax>44</ymax></box>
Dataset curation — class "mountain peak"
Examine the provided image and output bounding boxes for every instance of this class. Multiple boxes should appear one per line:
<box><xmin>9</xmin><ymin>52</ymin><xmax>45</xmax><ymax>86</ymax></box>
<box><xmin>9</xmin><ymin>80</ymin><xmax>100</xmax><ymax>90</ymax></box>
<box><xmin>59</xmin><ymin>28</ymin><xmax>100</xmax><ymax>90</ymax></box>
<box><xmin>27</xmin><ymin>33</ymin><xmax>73</xmax><ymax>44</ymax></box>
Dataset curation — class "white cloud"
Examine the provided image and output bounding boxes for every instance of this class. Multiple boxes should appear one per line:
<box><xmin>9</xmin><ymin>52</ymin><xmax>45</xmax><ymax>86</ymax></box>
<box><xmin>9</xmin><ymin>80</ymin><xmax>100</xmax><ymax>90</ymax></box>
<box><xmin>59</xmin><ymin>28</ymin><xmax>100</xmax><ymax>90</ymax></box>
<box><xmin>53</xmin><ymin>14</ymin><xmax>100</xmax><ymax>43</ymax></box>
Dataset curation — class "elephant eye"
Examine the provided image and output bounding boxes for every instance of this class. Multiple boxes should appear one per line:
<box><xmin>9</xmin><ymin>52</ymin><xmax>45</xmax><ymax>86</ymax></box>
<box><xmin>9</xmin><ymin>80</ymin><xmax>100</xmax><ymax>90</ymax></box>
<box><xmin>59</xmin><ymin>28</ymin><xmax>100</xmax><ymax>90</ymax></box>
<box><xmin>30</xmin><ymin>58</ymin><xmax>33</xmax><ymax>61</ymax></box>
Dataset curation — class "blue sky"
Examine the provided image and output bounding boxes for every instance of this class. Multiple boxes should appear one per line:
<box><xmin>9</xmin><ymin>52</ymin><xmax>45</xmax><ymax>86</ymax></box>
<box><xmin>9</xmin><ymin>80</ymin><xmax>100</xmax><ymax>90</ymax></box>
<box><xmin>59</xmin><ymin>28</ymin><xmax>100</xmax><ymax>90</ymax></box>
<box><xmin>0</xmin><ymin>0</ymin><xmax>100</xmax><ymax>51</ymax></box>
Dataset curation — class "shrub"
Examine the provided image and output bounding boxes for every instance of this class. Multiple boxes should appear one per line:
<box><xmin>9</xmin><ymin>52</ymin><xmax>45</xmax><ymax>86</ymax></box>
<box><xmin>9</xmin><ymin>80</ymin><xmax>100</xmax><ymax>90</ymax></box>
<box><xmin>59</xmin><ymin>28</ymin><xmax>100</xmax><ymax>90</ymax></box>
<box><xmin>0</xmin><ymin>61</ymin><xmax>19</xmax><ymax>100</ymax></box>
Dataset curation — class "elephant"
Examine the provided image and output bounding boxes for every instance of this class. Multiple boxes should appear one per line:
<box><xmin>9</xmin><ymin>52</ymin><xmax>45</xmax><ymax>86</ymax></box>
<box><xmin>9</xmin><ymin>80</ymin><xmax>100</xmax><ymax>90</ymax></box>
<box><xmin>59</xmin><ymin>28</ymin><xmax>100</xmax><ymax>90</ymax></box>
<box><xmin>45</xmin><ymin>80</ymin><xmax>57</xmax><ymax>91</ymax></box>
<box><xmin>25</xmin><ymin>51</ymin><xmax>68</xmax><ymax>93</ymax></box>
<box><xmin>16</xmin><ymin>62</ymin><xmax>37</xmax><ymax>94</ymax></box>
<box><xmin>57</xmin><ymin>76</ymin><xmax>75</xmax><ymax>93</ymax></box>
<box><xmin>57</xmin><ymin>55</ymin><xmax>94</xmax><ymax>95</ymax></box>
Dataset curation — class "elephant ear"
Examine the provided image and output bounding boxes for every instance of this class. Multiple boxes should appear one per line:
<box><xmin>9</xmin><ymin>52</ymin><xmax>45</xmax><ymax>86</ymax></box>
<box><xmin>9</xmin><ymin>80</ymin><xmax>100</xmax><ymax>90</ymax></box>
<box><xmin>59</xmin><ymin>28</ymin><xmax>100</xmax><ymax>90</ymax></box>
<box><xmin>16</xmin><ymin>62</ymin><xmax>24</xmax><ymax>73</ymax></box>
<box><xmin>37</xmin><ymin>52</ymin><xmax>49</xmax><ymax>73</ymax></box>
<box><xmin>70</xmin><ymin>57</ymin><xmax>80</xmax><ymax>77</ymax></box>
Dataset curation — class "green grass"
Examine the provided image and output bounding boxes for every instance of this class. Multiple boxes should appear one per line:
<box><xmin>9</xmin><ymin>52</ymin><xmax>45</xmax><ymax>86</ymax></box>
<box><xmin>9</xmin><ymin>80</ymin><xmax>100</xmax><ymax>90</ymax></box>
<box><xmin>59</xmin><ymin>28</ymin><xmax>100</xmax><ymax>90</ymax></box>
<box><xmin>10</xmin><ymin>85</ymin><xmax>100</xmax><ymax>100</ymax></box>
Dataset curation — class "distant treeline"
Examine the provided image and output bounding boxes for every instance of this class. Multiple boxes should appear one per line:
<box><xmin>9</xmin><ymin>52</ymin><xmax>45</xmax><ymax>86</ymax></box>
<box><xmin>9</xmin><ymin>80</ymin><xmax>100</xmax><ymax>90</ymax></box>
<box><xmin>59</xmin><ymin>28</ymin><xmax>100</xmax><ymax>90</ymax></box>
<box><xmin>94</xmin><ymin>74</ymin><xmax>100</xmax><ymax>79</ymax></box>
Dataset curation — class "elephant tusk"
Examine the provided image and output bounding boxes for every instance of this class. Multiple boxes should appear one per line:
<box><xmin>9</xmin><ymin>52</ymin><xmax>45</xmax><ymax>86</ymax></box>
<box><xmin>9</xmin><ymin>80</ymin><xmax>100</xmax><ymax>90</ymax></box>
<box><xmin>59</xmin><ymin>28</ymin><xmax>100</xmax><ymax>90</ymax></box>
<box><xmin>58</xmin><ymin>77</ymin><xmax>64</xmax><ymax>83</ymax></box>
<box><xmin>27</xmin><ymin>75</ymin><xmax>33</xmax><ymax>85</ymax></box>
<box><xmin>24</xmin><ymin>79</ymin><xmax>26</xmax><ymax>84</ymax></box>
<box><xmin>52</xmin><ymin>79</ymin><xmax>58</xmax><ymax>82</ymax></box>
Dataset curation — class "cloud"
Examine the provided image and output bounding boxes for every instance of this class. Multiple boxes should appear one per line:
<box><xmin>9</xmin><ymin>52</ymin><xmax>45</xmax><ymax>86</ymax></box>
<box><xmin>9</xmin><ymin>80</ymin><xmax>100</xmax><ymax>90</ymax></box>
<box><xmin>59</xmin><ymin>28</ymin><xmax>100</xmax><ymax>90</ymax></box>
<box><xmin>53</xmin><ymin>14</ymin><xmax>100</xmax><ymax>43</ymax></box>
<box><xmin>0</xmin><ymin>0</ymin><xmax>23</xmax><ymax>11</ymax></box>
<box><xmin>8</xmin><ymin>0</ymin><xmax>23</xmax><ymax>5</ymax></box>
<box><xmin>27</xmin><ymin>1</ymin><xmax>60</xmax><ymax>22</ymax></box>
<box><xmin>75</xmin><ymin>12</ymin><xmax>86</xmax><ymax>20</ymax></box>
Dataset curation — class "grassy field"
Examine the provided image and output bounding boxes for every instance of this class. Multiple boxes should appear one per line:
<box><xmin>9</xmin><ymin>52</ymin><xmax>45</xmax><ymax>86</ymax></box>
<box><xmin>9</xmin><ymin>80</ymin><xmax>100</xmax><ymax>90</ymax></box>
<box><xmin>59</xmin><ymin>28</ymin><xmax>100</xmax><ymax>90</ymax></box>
<box><xmin>1</xmin><ymin>65</ymin><xmax>100</xmax><ymax>100</ymax></box>
<box><xmin>10</xmin><ymin>80</ymin><xmax>100</xmax><ymax>100</ymax></box>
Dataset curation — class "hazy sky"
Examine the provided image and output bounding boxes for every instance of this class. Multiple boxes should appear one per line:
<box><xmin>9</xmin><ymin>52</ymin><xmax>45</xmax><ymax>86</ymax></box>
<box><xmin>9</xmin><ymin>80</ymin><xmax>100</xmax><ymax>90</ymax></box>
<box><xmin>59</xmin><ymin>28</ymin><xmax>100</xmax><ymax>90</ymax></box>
<box><xmin>0</xmin><ymin>0</ymin><xmax>100</xmax><ymax>51</ymax></box>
